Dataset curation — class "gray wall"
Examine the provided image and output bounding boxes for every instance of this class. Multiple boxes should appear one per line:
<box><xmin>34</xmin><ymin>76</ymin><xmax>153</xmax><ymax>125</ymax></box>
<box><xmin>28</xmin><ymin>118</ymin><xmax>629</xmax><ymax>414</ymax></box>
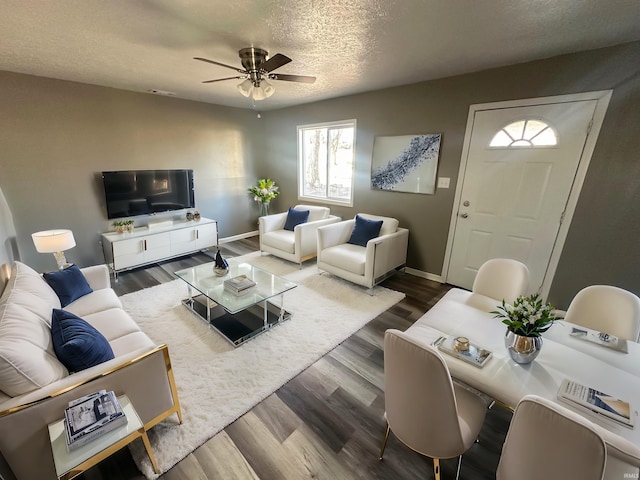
<box><xmin>263</xmin><ymin>41</ymin><xmax>640</xmax><ymax>308</ymax></box>
<box><xmin>0</xmin><ymin>71</ymin><xmax>264</xmax><ymax>272</ymax></box>
<box><xmin>1</xmin><ymin>41</ymin><xmax>639</xmax><ymax>308</ymax></box>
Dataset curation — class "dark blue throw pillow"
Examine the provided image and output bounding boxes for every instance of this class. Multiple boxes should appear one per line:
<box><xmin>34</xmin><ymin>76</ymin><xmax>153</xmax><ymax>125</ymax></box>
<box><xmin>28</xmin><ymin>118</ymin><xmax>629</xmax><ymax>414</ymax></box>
<box><xmin>51</xmin><ymin>309</ymin><xmax>114</xmax><ymax>372</ymax></box>
<box><xmin>283</xmin><ymin>208</ymin><xmax>310</xmax><ymax>231</ymax></box>
<box><xmin>348</xmin><ymin>215</ymin><xmax>383</xmax><ymax>247</ymax></box>
<box><xmin>43</xmin><ymin>264</ymin><xmax>93</xmax><ymax>307</ymax></box>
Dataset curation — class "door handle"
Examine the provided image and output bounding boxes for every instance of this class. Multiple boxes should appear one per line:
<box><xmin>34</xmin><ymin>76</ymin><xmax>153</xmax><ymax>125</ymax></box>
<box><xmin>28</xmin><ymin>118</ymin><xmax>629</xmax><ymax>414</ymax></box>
<box><xmin>459</xmin><ymin>213</ymin><xmax>468</xmax><ymax>219</ymax></box>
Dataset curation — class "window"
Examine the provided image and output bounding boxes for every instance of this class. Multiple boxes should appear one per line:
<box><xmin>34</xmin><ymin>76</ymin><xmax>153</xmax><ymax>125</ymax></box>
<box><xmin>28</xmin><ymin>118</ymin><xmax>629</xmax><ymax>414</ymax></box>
<box><xmin>298</xmin><ymin>120</ymin><xmax>356</xmax><ymax>206</ymax></box>
<box><xmin>489</xmin><ymin>119</ymin><xmax>558</xmax><ymax>148</ymax></box>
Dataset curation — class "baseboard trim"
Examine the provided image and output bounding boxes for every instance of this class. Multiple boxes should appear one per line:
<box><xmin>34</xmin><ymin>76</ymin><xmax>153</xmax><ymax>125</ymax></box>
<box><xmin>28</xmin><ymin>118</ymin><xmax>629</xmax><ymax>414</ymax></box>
<box><xmin>405</xmin><ymin>267</ymin><xmax>444</xmax><ymax>283</ymax></box>
<box><xmin>219</xmin><ymin>230</ymin><xmax>259</xmax><ymax>244</ymax></box>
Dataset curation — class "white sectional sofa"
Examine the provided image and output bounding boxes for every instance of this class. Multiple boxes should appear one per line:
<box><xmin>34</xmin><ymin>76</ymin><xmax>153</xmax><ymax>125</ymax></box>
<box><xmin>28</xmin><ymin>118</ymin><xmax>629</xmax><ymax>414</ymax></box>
<box><xmin>0</xmin><ymin>261</ymin><xmax>181</xmax><ymax>480</ymax></box>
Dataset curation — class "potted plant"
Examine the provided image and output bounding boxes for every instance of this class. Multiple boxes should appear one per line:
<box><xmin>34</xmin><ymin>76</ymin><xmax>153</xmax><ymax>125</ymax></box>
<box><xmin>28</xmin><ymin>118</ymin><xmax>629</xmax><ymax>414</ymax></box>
<box><xmin>492</xmin><ymin>293</ymin><xmax>558</xmax><ymax>364</ymax></box>
<box><xmin>113</xmin><ymin>220</ymin><xmax>134</xmax><ymax>233</ymax></box>
<box><xmin>248</xmin><ymin>178</ymin><xmax>280</xmax><ymax>217</ymax></box>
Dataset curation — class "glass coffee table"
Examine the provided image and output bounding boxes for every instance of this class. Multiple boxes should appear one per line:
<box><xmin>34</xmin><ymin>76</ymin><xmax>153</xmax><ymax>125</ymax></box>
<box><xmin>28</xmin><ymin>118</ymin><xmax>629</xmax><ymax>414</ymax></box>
<box><xmin>174</xmin><ymin>260</ymin><xmax>296</xmax><ymax>347</ymax></box>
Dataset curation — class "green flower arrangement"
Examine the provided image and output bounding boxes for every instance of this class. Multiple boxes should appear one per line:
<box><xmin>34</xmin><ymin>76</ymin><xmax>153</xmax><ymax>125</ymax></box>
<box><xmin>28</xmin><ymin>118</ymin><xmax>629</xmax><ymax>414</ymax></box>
<box><xmin>492</xmin><ymin>293</ymin><xmax>558</xmax><ymax>337</ymax></box>
<box><xmin>248</xmin><ymin>178</ymin><xmax>280</xmax><ymax>204</ymax></box>
<box><xmin>113</xmin><ymin>219</ymin><xmax>134</xmax><ymax>233</ymax></box>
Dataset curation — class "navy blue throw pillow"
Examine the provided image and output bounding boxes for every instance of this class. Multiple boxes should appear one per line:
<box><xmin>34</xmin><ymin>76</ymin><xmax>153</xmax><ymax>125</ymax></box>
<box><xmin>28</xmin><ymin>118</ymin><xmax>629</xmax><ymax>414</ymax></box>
<box><xmin>283</xmin><ymin>208</ymin><xmax>310</xmax><ymax>231</ymax></box>
<box><xmin>43</xmin><ymin>264</ymin><xmax>93</xmax><ymax>307</ymax></box>
<box><xmin>348</xmin><ymin>215</ymin><xmax>383</xmax><ymax>247</ymax></box>
<box><xmin>51</xmin><ymin>309</ymin><xmax>114</xmax><ymax>372</ymax></box>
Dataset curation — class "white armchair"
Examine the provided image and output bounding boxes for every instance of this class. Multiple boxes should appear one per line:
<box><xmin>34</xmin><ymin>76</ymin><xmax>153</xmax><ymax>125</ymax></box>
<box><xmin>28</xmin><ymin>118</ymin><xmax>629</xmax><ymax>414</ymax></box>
<box><xmin>259</xmin><ymin>205</ymin><xmax>341</xmax><ymax>265</ymax></box>
<box><xmin>317</xmin><ymin>213</ymin><xmax>409</xmax><ymax>291</ymax></box>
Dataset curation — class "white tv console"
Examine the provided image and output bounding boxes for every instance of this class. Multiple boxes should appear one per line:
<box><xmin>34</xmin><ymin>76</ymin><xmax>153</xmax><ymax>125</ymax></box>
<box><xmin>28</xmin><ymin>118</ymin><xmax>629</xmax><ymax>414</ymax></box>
<box><xmin>101</xmin><ymin>217</ymin><xmax>218</xmax><ymax>281</ymax></box>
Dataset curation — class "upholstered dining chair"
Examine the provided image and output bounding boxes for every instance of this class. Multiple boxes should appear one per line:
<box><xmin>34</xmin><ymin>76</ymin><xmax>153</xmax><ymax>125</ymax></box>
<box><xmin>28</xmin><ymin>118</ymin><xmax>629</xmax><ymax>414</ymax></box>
<box><xmin>259</xmin><ymin>204</ymin><xmax>341</xmax><ymax>266</ymax></box>
<box><xmin>317</xmin><ymin>213</ymin><xmax>408</xmax><ymax>292</ymax></box>
<box><xmin>380</xmin><ymin>329</ymin><xmax>487</xmax><ymax>480</ymax></box>
<box><xmin>497</xmin><ymin>395</ymin><xmax>606</xmax><ymax>480</ymax></box>
<box><xmin>472</xmin><ymin>258</ymin><xmax>529</xmax><ymax>304</ymax></box>
<box><xmin>563</xmin><ymin>285</ymin><xmax>640</xmax><ymax>342</ymax></box>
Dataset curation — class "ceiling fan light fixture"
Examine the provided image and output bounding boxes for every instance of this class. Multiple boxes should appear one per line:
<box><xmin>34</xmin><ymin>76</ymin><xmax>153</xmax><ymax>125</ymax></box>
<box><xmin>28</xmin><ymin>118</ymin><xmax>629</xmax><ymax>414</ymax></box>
<box><xmin>261</xmin><ymin>79</ymin><xmax>275</xmax><ymax>98</ymax></box>
<box><xmin>237</xmin><ymin>78</ymin><xmax>253</xmax><ymax>97</ymax></box>
<box><xmin>198</xmin><ymin>48</ymin><xmax>313</xmax><ymax>101</ymax></box>
<box><xmin>252</xmin><ymin>79</ymin><xmax>275</xmax><ymax>101</ymax></box>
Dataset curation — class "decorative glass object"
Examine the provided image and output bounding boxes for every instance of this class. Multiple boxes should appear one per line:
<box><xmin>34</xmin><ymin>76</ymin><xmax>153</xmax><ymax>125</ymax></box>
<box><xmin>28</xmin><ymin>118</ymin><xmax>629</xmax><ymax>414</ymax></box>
<box><xmin>258</xmin><ymin>203</ymin><xmax>269</xmax><ymax>217</ymax></box>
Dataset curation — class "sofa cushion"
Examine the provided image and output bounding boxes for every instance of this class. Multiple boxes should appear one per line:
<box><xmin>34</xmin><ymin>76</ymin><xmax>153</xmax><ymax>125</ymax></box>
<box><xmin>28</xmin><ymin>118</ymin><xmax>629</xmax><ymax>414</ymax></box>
<box><xmin>1</xmin><ymin>261</ymin><xmax>61</xmax><ymax>312</ymax></box>
<box><xmin>357</xmin><ymin>213</ymin><xmax>399</xmax><ymax>236</ymax></box>
<box><xmin>51</xmin><ymin>309</ymin><xmax>114</xmax><ymax>373</ymax></box>
<box><xmin>284</xmin><ymin>207</ymin><xmax>310</xmax><ymax>231</ymax></box>
<box><xmin>262</xmin><ymin>230</ymin><xmax>295</xmax><ymax>254</ymax></box>
<box><xmin>348</xmin><ymin>214</ymin><xmax>383</xmax><ymax>247</ymax></box>
<box><xmin>44</xmin><ymin>264</ymin><xmax>93</xmax><ymax>308</ymax></box>
<box><xmin>65</xmin><ymin>288</ymin><xmax>123</xmax><ymax>318</ymax></box>
<box><xmin>0</xmin><ymin>302</ymin><xmax>68</xmax><ymax>397</ymax></box>
<box><xmin>321</xmin><ymin>244</ymin><xmax>367</xmax><ymax>275</ymax></box>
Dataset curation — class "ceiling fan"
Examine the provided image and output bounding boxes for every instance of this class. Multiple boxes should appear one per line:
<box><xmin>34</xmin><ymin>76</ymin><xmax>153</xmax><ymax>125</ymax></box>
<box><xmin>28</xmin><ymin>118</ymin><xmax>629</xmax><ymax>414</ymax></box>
<box><xmin>194</xmin><ymin>47</ymin><xmax>316</xmax><ymax>101</ymax></box>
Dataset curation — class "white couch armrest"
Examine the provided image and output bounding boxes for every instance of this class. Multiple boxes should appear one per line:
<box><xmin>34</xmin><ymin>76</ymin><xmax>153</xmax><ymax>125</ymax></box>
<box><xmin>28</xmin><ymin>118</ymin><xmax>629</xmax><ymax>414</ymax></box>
<box><xmin>317</xmin><ymin>219</ymin><xmax>355</xmax><ymax>253</ymax></box>
<box><xmin>259</xmin><ymin>212</ymin><xmax>287</xmax><ymax>235</ymax></box>
<box><xmin>365</xmin><ymin>228</ymin><xmax>409</xmax><ymax>282</ymax></box>
<box><xmin>80</xmin><ymin>264</ymin><xmax>111</xmax><ymax>291</ymax></box>
<box><xmin>296</xmin><ymin>215</ymin><xmax>342</xmax><ymax>258</ymax></box>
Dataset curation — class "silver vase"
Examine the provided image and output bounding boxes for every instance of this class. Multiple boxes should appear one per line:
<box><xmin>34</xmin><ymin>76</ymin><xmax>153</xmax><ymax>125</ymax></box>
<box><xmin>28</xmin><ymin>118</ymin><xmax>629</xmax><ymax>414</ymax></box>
<box><xmin>504</xmin><ymin>329</ymin><xmax>543</xmax><ymax>364</ymax></box>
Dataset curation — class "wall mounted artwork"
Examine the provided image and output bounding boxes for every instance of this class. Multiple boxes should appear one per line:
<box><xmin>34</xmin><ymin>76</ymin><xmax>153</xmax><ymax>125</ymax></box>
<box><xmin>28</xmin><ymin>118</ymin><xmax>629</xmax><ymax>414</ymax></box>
<box><xmin>371</xmin><ymin>134</ymin><xmax>441</xmax><ymax>194</ymax></box>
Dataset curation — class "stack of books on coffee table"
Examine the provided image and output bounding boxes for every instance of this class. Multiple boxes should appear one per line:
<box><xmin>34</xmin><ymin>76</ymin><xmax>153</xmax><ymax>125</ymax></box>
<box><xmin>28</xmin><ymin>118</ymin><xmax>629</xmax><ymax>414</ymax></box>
<box><xmin>64</xmin><ymin>390</ymin><xmax>127</xmax><ymax>451</ymax></box>
<box><xmin>223</xmin><ymin>274</ymin><xmax>256</xmax><ymax>296</ymax></box>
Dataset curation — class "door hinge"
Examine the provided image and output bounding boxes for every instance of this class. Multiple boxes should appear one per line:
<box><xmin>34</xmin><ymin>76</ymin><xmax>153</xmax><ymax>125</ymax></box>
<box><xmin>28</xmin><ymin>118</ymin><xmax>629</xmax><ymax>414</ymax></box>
<box><xmin>559</xmin><ymin>211</ymin><xmax>565</xmax><ymax>224</ymax></box>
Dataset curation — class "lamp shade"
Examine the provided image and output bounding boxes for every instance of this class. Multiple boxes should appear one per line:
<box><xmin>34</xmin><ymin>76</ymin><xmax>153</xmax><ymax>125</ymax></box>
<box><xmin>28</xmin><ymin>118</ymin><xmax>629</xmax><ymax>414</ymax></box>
<box><xmin>32</xmin><ymin>230</ymin><xmax>76</xmax><ymax>253</ymax></box>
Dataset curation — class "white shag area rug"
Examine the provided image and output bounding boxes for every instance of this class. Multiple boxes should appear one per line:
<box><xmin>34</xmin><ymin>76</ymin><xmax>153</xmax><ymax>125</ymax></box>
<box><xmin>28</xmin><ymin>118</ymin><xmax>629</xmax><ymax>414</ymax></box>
<box><xmin>122</xmin><ymin>252</ymin><xmax>404</xmax><ymax>479</ymax></box>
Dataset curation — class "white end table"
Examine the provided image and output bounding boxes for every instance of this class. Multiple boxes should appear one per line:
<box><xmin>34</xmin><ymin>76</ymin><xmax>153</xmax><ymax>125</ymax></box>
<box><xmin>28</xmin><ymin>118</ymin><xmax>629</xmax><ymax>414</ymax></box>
<box><xmin>48</xmin><ymin>395</ymin><xmax>159</xmax><ymax>480</ymax></box>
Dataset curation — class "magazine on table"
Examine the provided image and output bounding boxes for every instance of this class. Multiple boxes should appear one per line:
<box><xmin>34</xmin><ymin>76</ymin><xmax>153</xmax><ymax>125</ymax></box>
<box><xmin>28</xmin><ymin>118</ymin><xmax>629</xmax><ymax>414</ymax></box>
<box><xmin>223</xmin><ymin>284</ymin><xmax>256</xmax><ymax>296</ymax></box>
<box><xmin>64</xmin><ymin>390</ymin><xmax>127</xmax><ymax>450</ymax></box>
<box><xmin>557</xmin><ymin>378</ymin><xmax>634</xmax><ymax>428</ymax></box>
<box><xmin>223</xmin><ymin>274</ymin><xmax>256</xmax><ymax>293</ymax></box>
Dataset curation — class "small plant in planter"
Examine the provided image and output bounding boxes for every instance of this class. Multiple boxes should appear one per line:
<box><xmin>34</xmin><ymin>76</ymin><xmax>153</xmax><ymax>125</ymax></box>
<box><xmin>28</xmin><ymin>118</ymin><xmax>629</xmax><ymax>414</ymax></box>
<box><xmin>113</xmin><ymin>220</ymin><xmax>134</xmax><ymax>233</ymax></box>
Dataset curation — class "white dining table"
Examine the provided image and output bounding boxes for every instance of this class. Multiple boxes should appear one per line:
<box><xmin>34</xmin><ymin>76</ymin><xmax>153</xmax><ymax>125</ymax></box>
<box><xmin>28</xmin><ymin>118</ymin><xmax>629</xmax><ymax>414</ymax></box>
<box><xmin>403</xmin><ymin>288</ymin><xmax>640</xmax><ymax>474</ymax></box>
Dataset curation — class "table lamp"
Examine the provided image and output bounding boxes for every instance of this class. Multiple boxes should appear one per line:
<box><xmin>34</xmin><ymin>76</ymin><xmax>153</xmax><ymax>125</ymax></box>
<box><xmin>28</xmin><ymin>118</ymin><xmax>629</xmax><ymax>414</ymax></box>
<box><xmin>32</xmin><ymin>229</ymin><xmax>76</xmax><ymax>270</ymax></box>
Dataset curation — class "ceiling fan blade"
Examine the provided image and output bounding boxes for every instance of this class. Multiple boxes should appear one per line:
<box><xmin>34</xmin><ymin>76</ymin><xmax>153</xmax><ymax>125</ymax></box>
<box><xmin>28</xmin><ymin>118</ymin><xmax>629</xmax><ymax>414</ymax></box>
<box><xmin>259</xmin><ymin>53</ymin><xmax>292</xmax><ymax>72</ymax></box>
<box><xmin>202</xmin><ymin>76</ymin><xmax>245</xmax><ymax>83</ymax></box>
<box><xmin>269</xmin><ymin>73</ymin><xmax>316</xmax><ymax>84</ymax></box>
<box><xmin>194</xmin><ymin>57</ymin><xmax>245</xmax><ymax>74</ymax></box>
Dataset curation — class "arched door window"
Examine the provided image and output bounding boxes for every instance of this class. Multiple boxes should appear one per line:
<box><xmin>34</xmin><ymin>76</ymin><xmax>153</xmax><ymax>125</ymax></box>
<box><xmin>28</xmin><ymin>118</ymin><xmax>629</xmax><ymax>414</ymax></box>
<box><xmin>489</xmin><ymin>119</ymin><xmax>558</xmax><ymax>147</ymax></box>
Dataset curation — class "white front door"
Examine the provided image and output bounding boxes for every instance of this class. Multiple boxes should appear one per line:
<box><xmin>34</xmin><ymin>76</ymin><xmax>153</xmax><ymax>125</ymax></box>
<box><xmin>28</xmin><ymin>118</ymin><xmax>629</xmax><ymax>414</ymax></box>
<box><xmin>446</xmin><ymin>99</ymin><xmax>599</xmax><ymax>294</ymax></box>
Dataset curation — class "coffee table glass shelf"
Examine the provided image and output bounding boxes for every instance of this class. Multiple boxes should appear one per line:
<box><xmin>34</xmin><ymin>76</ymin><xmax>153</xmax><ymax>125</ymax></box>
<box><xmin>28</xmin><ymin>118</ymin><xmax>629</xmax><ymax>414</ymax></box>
<box><xmin>174</xmin><ymin>260</ymin><xmax>297</xmax><ymax>347</ymax></box>
<box><xmin>48</xmin><ymin>395</ymin><xmax>158</xmax><ymax>480</ymax></box>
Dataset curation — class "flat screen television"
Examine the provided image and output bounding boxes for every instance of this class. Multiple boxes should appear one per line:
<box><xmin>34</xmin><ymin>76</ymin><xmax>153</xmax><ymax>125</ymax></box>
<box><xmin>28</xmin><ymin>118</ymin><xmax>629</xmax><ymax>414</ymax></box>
<box><xmin>102</xmin><ymin>169</ymin><xmax>195</xmax><ymax>219</ymax></box>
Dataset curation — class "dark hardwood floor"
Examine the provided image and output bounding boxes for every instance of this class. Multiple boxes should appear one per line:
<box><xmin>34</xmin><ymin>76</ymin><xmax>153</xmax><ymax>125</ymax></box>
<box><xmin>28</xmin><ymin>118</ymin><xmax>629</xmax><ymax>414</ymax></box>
<box><xmin>82</xmin><ymin>237</ymin><xmax>511</xmax><ymax>480</ymax></box>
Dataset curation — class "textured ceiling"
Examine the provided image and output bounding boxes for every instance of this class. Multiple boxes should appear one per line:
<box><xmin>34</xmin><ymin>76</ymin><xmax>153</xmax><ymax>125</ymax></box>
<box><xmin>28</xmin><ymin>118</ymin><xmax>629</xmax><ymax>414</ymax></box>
<box><xmin>1</xmin><ymin>0</ymin><xmax>640</xmax><ymax>111</ymax></box>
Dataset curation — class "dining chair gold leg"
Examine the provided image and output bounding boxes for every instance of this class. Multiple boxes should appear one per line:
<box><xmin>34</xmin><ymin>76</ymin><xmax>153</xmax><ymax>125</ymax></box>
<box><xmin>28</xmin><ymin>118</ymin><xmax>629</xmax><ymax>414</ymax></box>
<box><xmin>433</xmin><ymin>458</ymin><xmax>440</xmax><ymax>480</ymax></box>
<box><xmin>379</xmin><ymin>422</ymin><xmax>391</xmax><ymax>460</ymax></box>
